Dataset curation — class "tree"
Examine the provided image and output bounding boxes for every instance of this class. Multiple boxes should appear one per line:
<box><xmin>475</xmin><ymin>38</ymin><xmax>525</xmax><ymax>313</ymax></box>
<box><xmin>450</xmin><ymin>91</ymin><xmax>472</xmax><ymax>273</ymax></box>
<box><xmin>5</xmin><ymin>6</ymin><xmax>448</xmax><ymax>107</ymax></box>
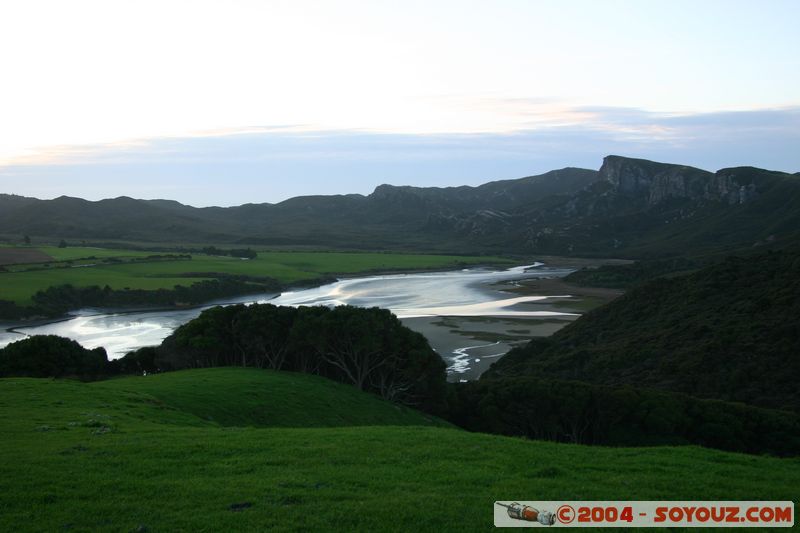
<box><xmin>0</xmin><ymin>335</ymin><xmax>110</xmax><ymax>379</ymax></box>
<box><xmin>115</xmin><ymin>347</ymin><xmax>160</xmax><ymax>374</ymax></box>
<box><xmin>155</xmin><ymin>303</ymin><xmax>448</xmax><ymax>412</ymax></box>
<box><xmin>316</xmin><ymin>306</ymin><xmax>391</xmax><ymax>391</ymax></box>
<box><xmin>23</xmin><ymin>235</ymin><xmax>31</xmax><ymax>245</ymax></box>
<box><xmin>170</xmin><ymin>305</ymin><xmax>247</xmax><ymax>368</ymax></box>
<box><xmin>238</xmin><ymin>305</ymin><xmax>296</xmax><ymax>370</ymax></box>
<box><xmin>58</xmin><ymin>239</ymin><xmax>68</xmax><ymax>248</ymax></box>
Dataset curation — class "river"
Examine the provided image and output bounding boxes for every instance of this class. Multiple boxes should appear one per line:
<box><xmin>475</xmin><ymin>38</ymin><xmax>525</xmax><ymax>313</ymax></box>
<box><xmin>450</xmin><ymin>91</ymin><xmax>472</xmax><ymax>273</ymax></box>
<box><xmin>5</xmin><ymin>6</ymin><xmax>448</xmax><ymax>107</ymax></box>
<box><xmin>0</xmin><ymin>262</ymin><xmax>579</xmax><ymax>380</ymax></box>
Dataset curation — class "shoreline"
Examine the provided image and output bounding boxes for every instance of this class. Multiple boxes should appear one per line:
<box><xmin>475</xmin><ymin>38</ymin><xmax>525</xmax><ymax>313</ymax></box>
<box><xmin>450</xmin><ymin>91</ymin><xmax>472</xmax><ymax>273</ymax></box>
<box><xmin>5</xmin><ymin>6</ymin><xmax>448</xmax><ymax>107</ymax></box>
<box><xmin>410</xmin><ymin>267</ymin><xmax>625</xmax><ymax>381</ymax></box>
<box><xmin>0</xmin><ymin>263</ymin><xmax>544</xmax><ymax>333</ymax></box>
<box><xmin>0</xmin><ymin>260</ymin><xmax>523</xmax><ymax>333</ymax></box>
<box><xmin>1</xmin><ymin>257</ymin><xmax>627</xmax><ymax>372</ymax></box>
<box><xmin>492</xmin><ymin>276</ymin><xmax>624</xmax><ymax>303</ymax></box>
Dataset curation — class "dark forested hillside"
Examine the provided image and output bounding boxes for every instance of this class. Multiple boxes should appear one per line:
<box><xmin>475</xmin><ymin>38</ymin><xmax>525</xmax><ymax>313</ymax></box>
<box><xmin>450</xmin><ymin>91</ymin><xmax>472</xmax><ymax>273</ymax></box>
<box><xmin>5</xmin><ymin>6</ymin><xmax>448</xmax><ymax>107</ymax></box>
<box><xmin>485</xmin><ymin>249</ymin><xmax>800</xmax><ymax>412</ymax></box>
<box><xmin>2</xmin><ymin>156</ymin><xmax>798</xmax><ymax>256</ymax></box>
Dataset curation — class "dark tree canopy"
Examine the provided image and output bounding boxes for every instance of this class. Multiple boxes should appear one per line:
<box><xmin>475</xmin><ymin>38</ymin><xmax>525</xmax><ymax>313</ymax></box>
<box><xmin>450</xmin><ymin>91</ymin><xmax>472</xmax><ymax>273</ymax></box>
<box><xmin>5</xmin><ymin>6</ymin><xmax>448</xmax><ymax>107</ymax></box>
<box><xmin>0</xmin><ymin>335</ymin><xmax>109</xmax><ymax>379</ymax></box>
<box><xmin>132</xmin><ymin>304</ymin><xmax>448</xmax><ymax>412</ymax></box>
<box><xmin>448</xmin><ymin>377</ymin><xmax>800</xmax><ymax>457</ymax></box>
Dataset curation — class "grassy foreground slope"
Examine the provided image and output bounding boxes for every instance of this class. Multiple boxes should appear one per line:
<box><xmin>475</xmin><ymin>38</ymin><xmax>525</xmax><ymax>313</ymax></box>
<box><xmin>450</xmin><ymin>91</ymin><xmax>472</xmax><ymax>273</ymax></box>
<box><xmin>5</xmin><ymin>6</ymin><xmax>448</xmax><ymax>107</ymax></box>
<box><xmin>101</xmin><ymin>368</ymin><xmax>445</xmax><ymax>428</ymax></box>
<box><xmin>1</xmin><ymin>369</ymin><xmax>798</xmax><ymax>532</ymax></box>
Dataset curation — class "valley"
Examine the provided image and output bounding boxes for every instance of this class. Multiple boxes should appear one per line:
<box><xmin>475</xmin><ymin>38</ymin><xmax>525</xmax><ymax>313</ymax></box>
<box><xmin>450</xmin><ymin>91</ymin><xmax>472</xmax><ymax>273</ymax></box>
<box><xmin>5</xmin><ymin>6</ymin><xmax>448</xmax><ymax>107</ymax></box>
<box><xmin>2</xmin><ymin>154</ymin><xmax>799</xmax><ymax>531</ymax></box>
<box><xmin>2</xmin><ymin>260</ymin><xmax>617</xmax><ymax>380</ymax></box>
<box><xmin>3</xmin><ymin>5</ymin><xmax>798</xmax><ymax>529</ymax></box>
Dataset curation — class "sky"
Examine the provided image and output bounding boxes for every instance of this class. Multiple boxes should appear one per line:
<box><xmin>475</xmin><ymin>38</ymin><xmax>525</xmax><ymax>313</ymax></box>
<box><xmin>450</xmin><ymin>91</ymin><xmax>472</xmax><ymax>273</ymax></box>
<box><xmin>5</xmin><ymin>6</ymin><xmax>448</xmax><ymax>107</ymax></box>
<box><xmin>0</xmin><ymin>0</ymin><xmax>798</xmax><ymax>206</ymax></box>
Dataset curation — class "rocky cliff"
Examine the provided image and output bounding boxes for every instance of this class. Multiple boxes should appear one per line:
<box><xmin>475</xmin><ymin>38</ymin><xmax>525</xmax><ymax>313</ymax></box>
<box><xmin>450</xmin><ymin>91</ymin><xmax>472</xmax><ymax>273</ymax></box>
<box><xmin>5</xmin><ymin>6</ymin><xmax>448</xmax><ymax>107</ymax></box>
<box><xmin>599</xmin><ymin>155</ymin><xmax>756</xmax><ymax>206</ymax></box>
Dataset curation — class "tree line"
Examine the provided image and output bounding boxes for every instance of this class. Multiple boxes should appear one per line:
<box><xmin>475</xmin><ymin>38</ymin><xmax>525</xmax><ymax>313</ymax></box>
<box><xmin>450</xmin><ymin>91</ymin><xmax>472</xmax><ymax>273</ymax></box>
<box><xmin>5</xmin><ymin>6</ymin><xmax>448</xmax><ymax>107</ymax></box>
<box><xmin>198</xmin><ymin>246</ymin><xmax>257</xmax><ymax>259</ymax></box>
<box><xmin>448</xmin><ymin>377</ymin><xmax>800</xmax><ymax>457</ymax></box>
<box><xmin>0</xmin><ymin>277</ymin><xmax>280</xmax><ymax>320</ymax></box>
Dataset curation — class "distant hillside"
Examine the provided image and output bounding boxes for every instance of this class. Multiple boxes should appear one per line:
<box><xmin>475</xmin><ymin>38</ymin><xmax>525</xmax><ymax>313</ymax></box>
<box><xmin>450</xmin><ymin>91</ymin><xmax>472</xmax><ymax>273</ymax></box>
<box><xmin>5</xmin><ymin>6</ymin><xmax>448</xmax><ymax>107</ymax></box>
<box><xmin>0</xmin><ymin>168</ymin><xmax>599</xmax><ymax>250</ymax></box>
<box><xmin>2</xmin><ymin>156</ymin><xmax>799</xmax><ymax>256</ymax></box>
<box><xmin>485</xmin><ymin>249</ymin><xmax>800</xmax><ymax>412</ymax></box>
<box><xmin>431</xmin><ymin>156</ymin><xmax>800</xmax><ymax>256</ymax></box>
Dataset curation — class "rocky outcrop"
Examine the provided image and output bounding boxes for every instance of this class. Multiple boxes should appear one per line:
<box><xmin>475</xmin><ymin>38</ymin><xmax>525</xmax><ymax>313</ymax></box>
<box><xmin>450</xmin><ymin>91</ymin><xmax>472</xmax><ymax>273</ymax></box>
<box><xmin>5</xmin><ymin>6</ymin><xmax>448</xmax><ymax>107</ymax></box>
<box><xmin>599</xmin><ymin>155</ymin><xmax>757</xmax><ymax>206</ymax></box>
<box><xmin>711</xmin><ymin>169</ymin><xmax>760</xmax><ymax>205</ymax></box>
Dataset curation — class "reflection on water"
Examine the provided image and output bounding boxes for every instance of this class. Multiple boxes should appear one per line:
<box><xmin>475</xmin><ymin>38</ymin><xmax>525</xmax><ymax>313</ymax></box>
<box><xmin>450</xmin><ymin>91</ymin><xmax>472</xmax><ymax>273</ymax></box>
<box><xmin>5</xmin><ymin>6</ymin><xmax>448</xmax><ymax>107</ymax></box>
<box><xmin>0</xmin><ymin>307</ymin><xmax>209</xmax><ymax>361</ymax></box>
<box><xmin>449</xmin><ymin>341</ymin><xmax>505</xmax><ymax>374</ymax></box>
<box><xmin>0</xmin><ymin>263</ymin><xmax>576</xmax><ymax>379</ymax></box>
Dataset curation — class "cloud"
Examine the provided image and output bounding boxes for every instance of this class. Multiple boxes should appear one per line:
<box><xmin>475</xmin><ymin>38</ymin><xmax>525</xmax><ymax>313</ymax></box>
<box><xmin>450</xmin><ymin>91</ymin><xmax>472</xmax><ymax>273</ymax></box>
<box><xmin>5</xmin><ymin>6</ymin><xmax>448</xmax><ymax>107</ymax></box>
<box><xmin>1</xmin><ymin>106</ymin><xmax>797</xmax><ymax>206</ymax></box>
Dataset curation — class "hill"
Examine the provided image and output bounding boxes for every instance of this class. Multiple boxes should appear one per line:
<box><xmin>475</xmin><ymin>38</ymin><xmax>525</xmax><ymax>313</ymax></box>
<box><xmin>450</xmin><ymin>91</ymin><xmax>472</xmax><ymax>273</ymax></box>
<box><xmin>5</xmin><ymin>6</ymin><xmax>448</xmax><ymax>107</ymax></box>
<box><xmin>5</xmin><ymin>368</ymin><xmax>446</xmax><ymax>428</ymax></box>
<box><xmin>431</xmin><ymin>156</ymin><xmax>800</xmax><ymax>256</ymax></box>
<box><xmin>0</xmin><ymin>167</ymin><xmax>599</xmax><ymax>251</ymax></box>
<box><xmin>485</xmin><ymin>249</ymin><xmax>800</xmax><ymax>412</ymax></box>
<box><xmin>3</xmin><ymin>156</ymin><xmax>798</xmax><ymax>256</ymax></box>
<box><xmin>1</xmin><ymin>368</ymin><xmax>798</xmax><ymax>531</ymax></box>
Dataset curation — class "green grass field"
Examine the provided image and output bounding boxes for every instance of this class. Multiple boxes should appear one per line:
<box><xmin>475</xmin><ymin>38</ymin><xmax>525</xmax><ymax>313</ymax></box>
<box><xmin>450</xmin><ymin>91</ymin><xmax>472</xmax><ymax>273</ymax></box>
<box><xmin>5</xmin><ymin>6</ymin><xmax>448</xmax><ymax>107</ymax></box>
<box><xmin>40</xmin><ymin>246</ymin><xmax>156</xmax><ymax>261</ymax></box>
<box><xmin>0</xmin><ymin>247</ymin><xmax>513</xmax><ymax>304</ymax></box>
<box><xmin>1</xmin><ymin>368</ymin><xmax>797</xmax><ymax>531</ymax></box>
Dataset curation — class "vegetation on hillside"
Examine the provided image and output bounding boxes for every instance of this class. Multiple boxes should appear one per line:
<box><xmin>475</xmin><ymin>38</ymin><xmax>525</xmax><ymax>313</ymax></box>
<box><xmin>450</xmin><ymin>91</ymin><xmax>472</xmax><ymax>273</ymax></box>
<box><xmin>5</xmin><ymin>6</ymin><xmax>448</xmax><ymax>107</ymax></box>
<box><xmin>486</xmin><ymin>250</ymin><xmax>800</xmax><ymax>413</ymax></box>
<box><xmin>449</xmin><ymin>377</ymin><xmax>800</xmax><ymax>456</ymax></box>
<box><xmin>564</xmin><ymin>256</ymin><xmax>700</xmax><ymax>288</ymax></box>
<box><xmin>432</xmin><ymin>249</ymin><xmax>800</xmax><ymax>457</ymax></box>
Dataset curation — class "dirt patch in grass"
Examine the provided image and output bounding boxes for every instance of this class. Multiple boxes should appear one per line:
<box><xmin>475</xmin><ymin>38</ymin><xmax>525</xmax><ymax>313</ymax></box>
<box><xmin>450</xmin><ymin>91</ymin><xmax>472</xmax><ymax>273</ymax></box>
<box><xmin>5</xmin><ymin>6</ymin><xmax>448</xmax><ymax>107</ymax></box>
<box><xmin>0</xmin><ymin>248</ymin><xmax>53</xmax><ymax>266</ymax></box>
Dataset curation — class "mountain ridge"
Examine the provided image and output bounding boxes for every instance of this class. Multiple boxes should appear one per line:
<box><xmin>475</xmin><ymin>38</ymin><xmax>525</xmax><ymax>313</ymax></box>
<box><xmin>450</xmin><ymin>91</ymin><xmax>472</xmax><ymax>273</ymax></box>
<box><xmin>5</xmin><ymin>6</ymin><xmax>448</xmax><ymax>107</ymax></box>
<box><xmin>2</xmin><ymin>156</ymin><xmax>798</xmax><ymax>256</ymax></box>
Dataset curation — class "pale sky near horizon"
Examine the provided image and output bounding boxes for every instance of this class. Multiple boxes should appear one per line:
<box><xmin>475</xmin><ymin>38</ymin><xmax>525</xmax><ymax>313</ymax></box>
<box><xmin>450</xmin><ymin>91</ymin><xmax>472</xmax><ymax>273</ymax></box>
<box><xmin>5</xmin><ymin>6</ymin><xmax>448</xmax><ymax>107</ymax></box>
<box><xmin>1</xmin><ymin>0</ymin><xmax>798</xmax><ymax>206</ymax></box>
